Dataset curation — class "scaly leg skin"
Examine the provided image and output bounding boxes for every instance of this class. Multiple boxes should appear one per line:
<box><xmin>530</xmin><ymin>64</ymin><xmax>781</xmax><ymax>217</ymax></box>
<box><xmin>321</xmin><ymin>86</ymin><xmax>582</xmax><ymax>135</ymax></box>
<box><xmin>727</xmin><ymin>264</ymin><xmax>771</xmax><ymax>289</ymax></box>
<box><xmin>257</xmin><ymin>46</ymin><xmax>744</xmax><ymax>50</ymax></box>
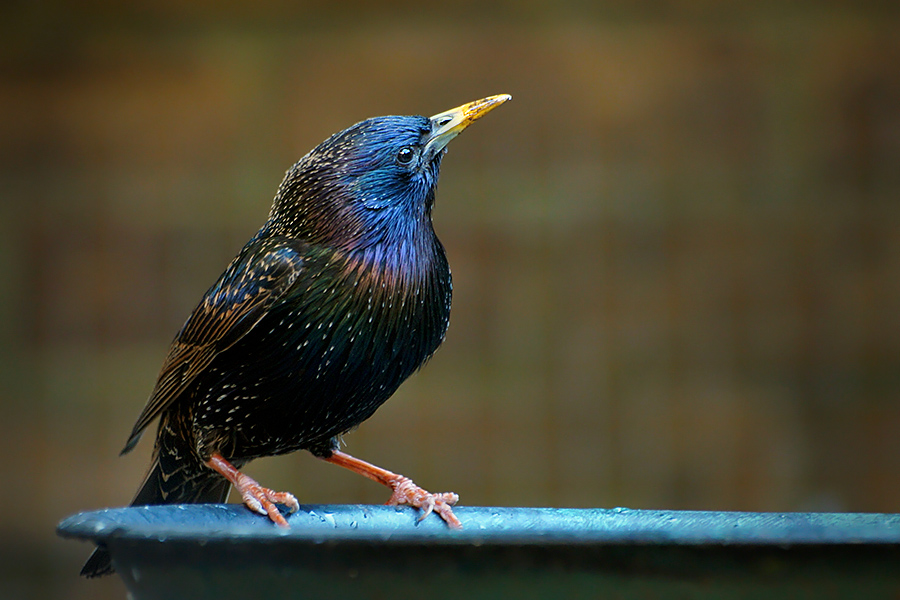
<box><xmin>206</xmin><ymin>452</ymin><xmax>299</xmax><ymax>527</ymax></box>
<box><xmin>322</xmin><ymin>449</ymin><xmax>462</xmax><ymax>529</ymax></box>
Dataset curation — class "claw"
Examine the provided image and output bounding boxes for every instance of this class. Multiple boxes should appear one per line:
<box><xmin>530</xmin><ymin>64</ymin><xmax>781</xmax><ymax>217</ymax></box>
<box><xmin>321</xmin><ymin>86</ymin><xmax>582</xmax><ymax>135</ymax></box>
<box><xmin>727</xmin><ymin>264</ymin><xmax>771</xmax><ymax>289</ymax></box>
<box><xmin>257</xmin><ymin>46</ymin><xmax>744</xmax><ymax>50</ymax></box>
<box><xmin>206</xmin><ymin>453</ymin><xmax>298</xmax><ymax>527</ymax></box>
<box><xmin>387</xmin><ymin>475</ymin><xmax>461</xmax><ymax>529</ymax></box>
<box><xmin>235</xmin><ymin>474</ymin><xmax>298</xmax><ymax>527</ymax></box>
<box><xmin>321</xmin><ymin>449</ymin><xmax>463</xmax><ymax>529</ymax></box>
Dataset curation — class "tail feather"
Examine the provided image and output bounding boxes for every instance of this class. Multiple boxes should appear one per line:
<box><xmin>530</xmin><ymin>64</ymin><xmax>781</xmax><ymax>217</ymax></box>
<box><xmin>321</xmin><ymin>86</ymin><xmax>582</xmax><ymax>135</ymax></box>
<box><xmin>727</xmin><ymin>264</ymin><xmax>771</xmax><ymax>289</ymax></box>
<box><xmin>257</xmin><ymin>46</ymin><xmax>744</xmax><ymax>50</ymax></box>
<box><xmin>80</xmin><ymin>454</ymin><xmax>231</xmax><ymax>578</ymax></box>
<box><xmin>79</xmin><ymin>543</ymin><xmax>116</xmax><ymax>578</ymax></box>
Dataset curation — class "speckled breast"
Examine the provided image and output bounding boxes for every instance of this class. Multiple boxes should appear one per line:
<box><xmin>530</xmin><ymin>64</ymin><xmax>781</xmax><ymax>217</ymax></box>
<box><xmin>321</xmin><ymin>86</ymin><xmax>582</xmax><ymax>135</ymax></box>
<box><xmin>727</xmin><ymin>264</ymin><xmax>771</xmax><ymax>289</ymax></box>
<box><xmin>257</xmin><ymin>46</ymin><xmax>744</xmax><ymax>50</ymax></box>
<box><xmin>192</xmin><ymin>244</ymin><xmax>452</xmax><ymax>460</ymax></box>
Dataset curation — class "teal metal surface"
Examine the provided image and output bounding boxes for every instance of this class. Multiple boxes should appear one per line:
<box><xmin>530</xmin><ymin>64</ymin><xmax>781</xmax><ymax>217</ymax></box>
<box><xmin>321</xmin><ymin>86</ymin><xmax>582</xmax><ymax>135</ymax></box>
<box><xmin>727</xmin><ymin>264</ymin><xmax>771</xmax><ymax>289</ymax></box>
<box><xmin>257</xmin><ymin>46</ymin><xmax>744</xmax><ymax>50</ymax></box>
<box><xmin>59</xmin><ymin>505</ymin><xmax>900</xmax><ymax>599</ymax></box>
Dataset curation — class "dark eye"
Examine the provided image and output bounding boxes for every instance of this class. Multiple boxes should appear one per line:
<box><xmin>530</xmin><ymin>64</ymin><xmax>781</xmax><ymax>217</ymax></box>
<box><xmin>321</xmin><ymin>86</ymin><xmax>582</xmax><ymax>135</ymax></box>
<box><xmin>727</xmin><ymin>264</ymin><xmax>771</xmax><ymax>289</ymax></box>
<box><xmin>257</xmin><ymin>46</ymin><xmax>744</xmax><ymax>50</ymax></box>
<box><xmin>396</xmin><ymin>146</ymin><xmax>415</xmax><ymax>165</ymax></box>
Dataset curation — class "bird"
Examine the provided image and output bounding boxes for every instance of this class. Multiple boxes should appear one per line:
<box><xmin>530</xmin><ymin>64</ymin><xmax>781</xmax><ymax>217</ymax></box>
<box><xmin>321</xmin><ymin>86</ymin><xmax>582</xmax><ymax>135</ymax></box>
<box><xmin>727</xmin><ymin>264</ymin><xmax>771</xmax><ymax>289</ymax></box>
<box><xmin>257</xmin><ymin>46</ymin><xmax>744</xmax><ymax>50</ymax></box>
<box><xmin>80</xmin><ymin>94</ymin><xmax>511</xmax><ymax>577</ymax></box>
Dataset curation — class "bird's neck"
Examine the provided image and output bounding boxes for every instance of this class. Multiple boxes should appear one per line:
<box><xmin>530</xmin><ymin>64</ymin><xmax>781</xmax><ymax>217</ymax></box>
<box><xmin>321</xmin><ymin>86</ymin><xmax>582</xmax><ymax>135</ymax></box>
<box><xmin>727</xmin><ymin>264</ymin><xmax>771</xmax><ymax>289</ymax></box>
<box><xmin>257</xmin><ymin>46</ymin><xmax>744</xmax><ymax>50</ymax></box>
<box><xmin>258</xmin><ymin>207</ymin><xmax>446</xmax><ymax>288</ymax></box>
<box><xmin>350</xmin><ymin>227</ymin><xmax>446</xmax><ymax>288</ymax></box>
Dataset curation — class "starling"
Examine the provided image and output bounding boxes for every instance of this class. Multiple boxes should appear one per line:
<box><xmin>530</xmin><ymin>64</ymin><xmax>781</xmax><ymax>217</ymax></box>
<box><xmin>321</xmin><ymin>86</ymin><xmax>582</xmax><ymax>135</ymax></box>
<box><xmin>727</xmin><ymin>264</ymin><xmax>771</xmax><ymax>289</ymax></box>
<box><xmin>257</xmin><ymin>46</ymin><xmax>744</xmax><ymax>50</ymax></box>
<box><xmin>80</xmin><ymin>94</ymin><xmax>511</xmax><ymax>577</ymax></box>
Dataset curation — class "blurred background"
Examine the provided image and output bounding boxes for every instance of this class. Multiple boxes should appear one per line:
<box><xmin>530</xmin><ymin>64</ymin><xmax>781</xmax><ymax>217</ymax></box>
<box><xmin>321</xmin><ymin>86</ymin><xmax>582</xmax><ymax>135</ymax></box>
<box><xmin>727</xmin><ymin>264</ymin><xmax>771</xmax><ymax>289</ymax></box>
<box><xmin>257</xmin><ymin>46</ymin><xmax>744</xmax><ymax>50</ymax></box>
<box><xmin>2</xmin><ymin>1</ymin><xmax>899</xmax><ymax>598</ymax></box>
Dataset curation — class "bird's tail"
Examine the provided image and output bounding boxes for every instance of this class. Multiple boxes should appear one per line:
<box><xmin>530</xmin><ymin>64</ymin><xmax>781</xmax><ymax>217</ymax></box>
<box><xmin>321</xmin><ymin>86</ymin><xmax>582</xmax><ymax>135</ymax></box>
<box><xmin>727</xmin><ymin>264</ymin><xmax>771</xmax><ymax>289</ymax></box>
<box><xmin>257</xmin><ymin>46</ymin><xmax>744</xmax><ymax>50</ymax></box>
<box><xmin>80</xmin><ymin>421</ymin><xmax>232</xmax><ymax>578</ymax></box>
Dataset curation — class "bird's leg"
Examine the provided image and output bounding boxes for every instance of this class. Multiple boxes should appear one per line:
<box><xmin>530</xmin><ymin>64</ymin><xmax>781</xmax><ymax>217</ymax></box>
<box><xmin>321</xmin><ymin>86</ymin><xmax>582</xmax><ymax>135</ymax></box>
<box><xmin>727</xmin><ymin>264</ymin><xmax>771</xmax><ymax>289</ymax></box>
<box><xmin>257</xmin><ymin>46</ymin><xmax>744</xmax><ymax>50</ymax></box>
<box><xmin>205</xmin><ymin>452</ymin><xmax>299</xmax><ymax>527</ymax></box>
<box><xmin>321</xmin><ymin>449</ymin><xmax>462</xmax><ymax>529</ymax></box>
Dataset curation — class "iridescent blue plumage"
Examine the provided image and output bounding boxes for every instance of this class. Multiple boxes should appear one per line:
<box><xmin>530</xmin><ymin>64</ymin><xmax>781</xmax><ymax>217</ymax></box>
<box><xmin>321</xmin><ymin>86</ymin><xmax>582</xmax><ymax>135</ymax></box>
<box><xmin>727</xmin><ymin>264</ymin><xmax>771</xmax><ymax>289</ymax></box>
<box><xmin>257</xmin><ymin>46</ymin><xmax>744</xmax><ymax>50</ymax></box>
<box><xmin>82</xmin><ymin>95</ymin><xmax>510</xmax><ymax>577</ymax></box>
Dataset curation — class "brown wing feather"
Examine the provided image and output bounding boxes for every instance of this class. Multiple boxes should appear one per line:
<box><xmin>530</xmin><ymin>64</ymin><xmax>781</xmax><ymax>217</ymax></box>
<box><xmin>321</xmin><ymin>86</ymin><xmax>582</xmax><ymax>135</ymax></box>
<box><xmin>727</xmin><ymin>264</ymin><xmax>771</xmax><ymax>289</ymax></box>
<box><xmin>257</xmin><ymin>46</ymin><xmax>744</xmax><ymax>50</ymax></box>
<box><xmin>120</xmin><ymin>237</ymin><xmax>307</xmax><ymax>454</ymax></box>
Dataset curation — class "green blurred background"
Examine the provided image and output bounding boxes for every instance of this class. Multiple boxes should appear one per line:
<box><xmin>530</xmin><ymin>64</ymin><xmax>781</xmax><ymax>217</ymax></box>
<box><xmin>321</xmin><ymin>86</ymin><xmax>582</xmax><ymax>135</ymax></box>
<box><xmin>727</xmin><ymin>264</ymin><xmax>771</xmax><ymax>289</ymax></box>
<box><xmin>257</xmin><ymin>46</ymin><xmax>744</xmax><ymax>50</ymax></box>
<box><xmin>2</xmin><ymin>1</ymin><xmax>899</xmax><ymax>598</ymax></box>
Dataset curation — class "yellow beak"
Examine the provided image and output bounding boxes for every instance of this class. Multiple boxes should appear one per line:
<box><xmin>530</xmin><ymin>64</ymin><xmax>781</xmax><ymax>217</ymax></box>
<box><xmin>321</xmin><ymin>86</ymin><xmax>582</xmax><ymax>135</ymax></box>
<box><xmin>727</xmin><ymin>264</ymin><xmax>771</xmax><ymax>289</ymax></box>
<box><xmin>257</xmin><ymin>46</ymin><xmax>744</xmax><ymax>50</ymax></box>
<box><xmin>425</xmin><ymin>94</ymin><xmax>512</xmax><ymax>158</ymax></box>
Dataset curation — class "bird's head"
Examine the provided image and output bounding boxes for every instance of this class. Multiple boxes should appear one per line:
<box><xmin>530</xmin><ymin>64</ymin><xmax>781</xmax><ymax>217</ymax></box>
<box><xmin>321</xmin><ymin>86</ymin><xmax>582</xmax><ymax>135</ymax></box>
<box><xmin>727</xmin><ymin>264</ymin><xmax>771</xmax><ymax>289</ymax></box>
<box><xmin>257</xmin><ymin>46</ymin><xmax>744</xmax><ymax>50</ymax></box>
<box><xmin>268</xmin><ymin>95</ymin><xmax>511</xmax><ymax>251</ymax></box>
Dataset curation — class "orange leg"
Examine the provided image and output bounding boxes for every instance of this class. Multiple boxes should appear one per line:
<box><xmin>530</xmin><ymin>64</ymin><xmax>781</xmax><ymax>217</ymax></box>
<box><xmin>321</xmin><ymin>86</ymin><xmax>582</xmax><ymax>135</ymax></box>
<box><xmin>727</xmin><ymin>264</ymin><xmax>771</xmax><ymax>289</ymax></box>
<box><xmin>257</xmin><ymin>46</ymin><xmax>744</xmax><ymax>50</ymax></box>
<box><xmin>206</xmin><ymin>452</ymin><xmax>299</xmax><ymax>528</ymax></box>
<box><xmin>321</xmin><ymin>449</ymin><xmax>462</xmax><ymax>529</ymax></box>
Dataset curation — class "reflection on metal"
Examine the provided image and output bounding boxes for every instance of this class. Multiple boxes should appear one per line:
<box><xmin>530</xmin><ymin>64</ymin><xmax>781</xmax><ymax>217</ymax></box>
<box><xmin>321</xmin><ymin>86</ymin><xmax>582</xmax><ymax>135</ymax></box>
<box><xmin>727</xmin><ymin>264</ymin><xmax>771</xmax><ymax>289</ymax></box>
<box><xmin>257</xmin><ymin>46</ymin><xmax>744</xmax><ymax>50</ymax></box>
<box><xmin>59</xmin><ymin>505</ymin><xmax>900</xmax><ymax>599</ymax></box>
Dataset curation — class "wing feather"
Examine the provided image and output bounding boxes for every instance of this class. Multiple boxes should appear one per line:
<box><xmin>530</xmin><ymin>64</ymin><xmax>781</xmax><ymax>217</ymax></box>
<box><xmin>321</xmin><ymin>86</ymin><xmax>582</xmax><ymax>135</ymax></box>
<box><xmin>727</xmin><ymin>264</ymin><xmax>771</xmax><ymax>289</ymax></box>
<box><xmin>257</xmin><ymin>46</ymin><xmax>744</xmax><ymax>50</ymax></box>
<box><xmin>120</xmin><ymin>237</ymin><xmax>307</xmax><ymax>454</ymax></box>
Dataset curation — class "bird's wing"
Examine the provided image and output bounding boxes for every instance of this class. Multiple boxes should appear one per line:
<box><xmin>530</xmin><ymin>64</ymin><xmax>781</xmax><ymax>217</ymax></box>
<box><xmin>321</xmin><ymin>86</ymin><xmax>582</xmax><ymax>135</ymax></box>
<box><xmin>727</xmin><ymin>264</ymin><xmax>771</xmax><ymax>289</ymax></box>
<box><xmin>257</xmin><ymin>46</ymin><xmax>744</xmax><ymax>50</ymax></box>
<box><xmin>120</xmin><ymin>237</ymin><xmax>307</xmax><ymax>454</ymax></box>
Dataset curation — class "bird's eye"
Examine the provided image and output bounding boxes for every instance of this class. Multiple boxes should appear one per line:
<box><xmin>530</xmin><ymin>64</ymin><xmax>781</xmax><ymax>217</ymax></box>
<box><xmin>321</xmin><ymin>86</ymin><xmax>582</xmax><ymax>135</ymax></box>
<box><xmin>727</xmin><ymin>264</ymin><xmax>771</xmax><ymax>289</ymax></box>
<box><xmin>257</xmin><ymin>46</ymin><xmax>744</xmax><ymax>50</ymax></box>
<box><xmin>396</xmin><ymin>146</ymin><xmax>415</xmax><ymax>165</ymax></box>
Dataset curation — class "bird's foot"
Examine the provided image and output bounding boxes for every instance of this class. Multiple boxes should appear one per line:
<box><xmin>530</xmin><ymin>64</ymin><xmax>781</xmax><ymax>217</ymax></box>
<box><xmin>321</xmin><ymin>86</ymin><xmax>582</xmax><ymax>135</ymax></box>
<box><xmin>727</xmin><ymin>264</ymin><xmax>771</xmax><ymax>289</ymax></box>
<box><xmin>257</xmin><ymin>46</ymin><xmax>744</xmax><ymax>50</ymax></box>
<box><xmin>235</xmin><ymin>472</ymin><xmax>299</xmax><ymax>528</ymax></box>
<box><xmin>320</xmin><ymin>449</ymin><xmax>463</xmax><ymax>529</ymax></box>
<box><xmin>206</xmin><ymin>453</ymin><xmax>299</xmax><ymax>528</ymax></box>
<box><xmin>386</xmin><ymin>474</ymin><xmax>462</xmax><ymax>529</ymax></box>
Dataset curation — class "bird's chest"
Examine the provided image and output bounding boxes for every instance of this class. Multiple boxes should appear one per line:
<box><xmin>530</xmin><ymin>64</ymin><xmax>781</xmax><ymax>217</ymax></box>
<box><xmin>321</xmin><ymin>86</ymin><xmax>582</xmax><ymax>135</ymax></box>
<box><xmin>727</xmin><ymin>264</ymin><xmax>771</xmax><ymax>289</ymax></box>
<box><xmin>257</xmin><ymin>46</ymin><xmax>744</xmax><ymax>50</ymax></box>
<box><xmin>286</xmin><ymin>248</ymin><xmax>451</xmax><ymax>376</ymax></box>
<box><xmin>201</xmin><ymin>248</ymin><xmax>451</xmax><ymax>454</ymax></box>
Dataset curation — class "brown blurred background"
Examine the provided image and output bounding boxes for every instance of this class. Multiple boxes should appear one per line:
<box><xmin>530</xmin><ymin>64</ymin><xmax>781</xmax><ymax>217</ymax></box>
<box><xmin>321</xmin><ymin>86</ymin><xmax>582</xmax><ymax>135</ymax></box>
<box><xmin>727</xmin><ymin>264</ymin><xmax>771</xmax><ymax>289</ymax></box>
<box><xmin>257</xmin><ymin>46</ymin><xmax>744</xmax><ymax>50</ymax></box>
<box><xmin>2</xmin><ymin>1</ymin><xmax>899</xmax><ymax>598</ymax></box>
